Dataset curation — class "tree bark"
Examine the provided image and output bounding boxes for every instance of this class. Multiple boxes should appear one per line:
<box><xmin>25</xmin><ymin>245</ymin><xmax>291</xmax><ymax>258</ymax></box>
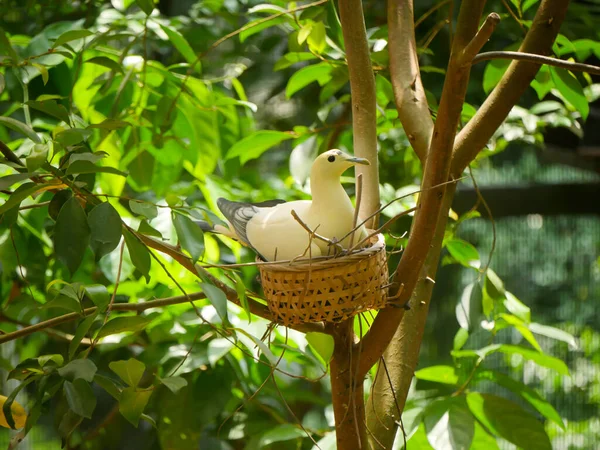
<box><xmin>365</xmin><ymin>185</ymin><xmax>455</xmax><ymax>449</ymax></box>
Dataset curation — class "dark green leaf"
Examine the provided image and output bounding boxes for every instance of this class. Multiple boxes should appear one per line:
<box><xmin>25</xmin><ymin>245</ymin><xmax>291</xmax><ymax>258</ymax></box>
<box><xmin>109</xmin><ymin>358</ymin><xmax>145</xmax><ymax>387</ymax></box>
<box><xmin>52</xmin><ymin>29</ymin><xmax>93</xmax><ymax>48</ymax></box>
<box><xmin>119</xmin><ymin>387</ymin><xmax>152</xmax><ymax>427</ymax></box>
<box><xmin>306</xmin><ymin>332</ymin><xmax>334</xmax><ymax>363</ymax></box>
<box><xmin>49</xmin><ymin>190</ymin><xmax>72</xmax><ymax>220</ymax></box>
<box><xmin>96</xmin><ymin>315</ymin><xmax>152</xmax><ymax>339</ymax></box>
<box><xmin>69</xmin><ymin>313</ymin><xmax>98</xmax><ymax>360</ymax></box>
<box><xmin>498</xmin><ymin>344</ymin><xmax>569</xmax><ymax>375</ymax></box>
<box><xmin>173</xmin><ymin>212</ymin><xmax>205</xmax><ymax>263</ymax></box>
<box><xmin>26</xmin><ymin>143</ymin><xmax>48</xmax><ymax>172</ymax></box>
<box><xmin>425</xmin><ymin>398</ymin><xmax>474</xmax><ymax>450</ymax></box>
<box><xmin>58</xmin><ymin>359</ymin><xmax>98</xmax><ymax>382</ymax></box>
<box><xmin>0</xmin><ymin>173</ymin><xmax>32</xmax><ymax>191</ymax></box>
<box><xmin>138</xmin><ymin>219</ymin><xmax>163</xmax><ymax>238</ymax></box>
<box><xmin>31</xmin><ymin>62</ymin><xmax>49</xmax><ymax>85</ymax></box>
<box><xmin>64</xmin><ymin>379</ymin><xmax>96</xmax><ymax>419</ymax></box>
<box><xmin>475</xmin><ymin>370</ymin><xmax>565</xmax><ymax>429</ymax></box>
<box><xmin>54</xmin><ymin>197</ymin><xmax>91</xmax><ymax>274</ymax></box>
<box><xmin>88</xmin><ymin>202</ymin><xmax>123</xmax><ymax>261</ymax></box>
<box><xmin>0</xmin><ymin>117</ymin><xmax>41</xmax><ymax>143</ymax></box>
<box><xmin>159</xmin><ymin>25</ymin><xmax>200</xmax><ymax>73</ymax></box>
<box><xmin>38</xmin><ymin>354</ymin><xmax>64</xmax><ymax>367</ymax></box>
<box><xmin>135</xmin><ymin>0</ymin><xmax>154</xmax><ymax>15</ymax></box>
<box><xmin>286</xmin><ymin>63</ymin><xmax>333</xmax><ymax>98</ymax></box>
<box><xmin>66</xmin><ymin>160</ymin><xmax>127</xmax><ymax>176</ymax></box>
<box><xmin>0</xmin><ymin>26</ymin><xmax>19</xmax><ymax>61</ymax></box>
<box><xmin>415</xmin><ymin>365</ymin><xmax>459</xmax><ymax>385</ymax></box>
<box><xmin>85</xmin><ymin>56</ymin><xmax>123</xmax><ymax>74</ymax></box>
<box><xmin>42</xmin><ymin>294</ymin><xmax>81</xmax><ymax>312</ymax></box>
<box><xmin>27</xmin><ymin>100</ymin><xmax>70</xmax><ymax>124</ymax></box>
<box><xmin>466</xmin><ymin>393</ymin><xmax>551</xmax><ymax>450</ymax></box>
<box><xmin>123</xmin><ymin>229</ymin><xmax>151</xmax><ymax>282</ymax></box>
<box><xmin>226</xmin><ymin>130</ymin><xmax>293</xmax><ymax>164</ymax></box>
<box><xmin>85</xmin><ymin>285</ymin><xmax>110</xmax><ymax>310</ymax></box>
<box><xmin>55</xmin><ymin>128</ymin><xmax>92</xmax><ymax>146</ymax></box>
<box><xmin>0</xmin><ymin>182</ymin><xmax>41</xmax><ymax>214</ymax></box>
<box><xmin>160</xmin><ymin>376</ymin><xmax>188</xmax><ymax>393</ymax></box>
<box><xmin>94</xmin><ymin>374</ymin><xmax>121</xmax><ymax>400</ymax></box>
<box><xmin>446</xmin><ymin>239</ymin><xmax>480</xmax><ymax>268</ymax></box>
<box><xmin>129</xmin><ymin>200</ymin><xmax>157</xmax><ymax>220</ymax></box>
<box><xmin>200</xmin><ymin>283</ymin><xmax>228</xmax><ymax>323</ymax></box>
<box><xmin>58</xmin><ymin>409</ymin><xmax>83</xmax><ymax>439</ymax></box>
<box><xmin>550</xmin><ymin>67</ymin><xmax>589</xmax><ymax>119</ymax></box>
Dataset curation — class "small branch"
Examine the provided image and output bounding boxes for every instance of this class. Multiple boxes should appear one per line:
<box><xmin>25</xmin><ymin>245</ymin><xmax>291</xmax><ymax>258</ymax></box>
<box><xmin>290</xmin><ymin>209</ymin><xmax>344</xmax><ymax>252</ymax></box>
<box><xmin>338</xmin><ymin>0</ymin><xmax>380</xmax><ymax>228</ymax></box>
<box><xmin>451</xmin><ymin>0</ymin><xmax>572</xmax><ymax>176</ymax></box>
<box><xmin>0</xmin><ymin>140</ymin><xmax>25</xmax><ymax>167</ymax></box>
<box><xmin>460</xmin><ymin>13</ymin><xmax>501</xmax><ymax>65</ymax></box>
<box><xmin>349</xmin><ymin>173</ymin><xmax>363</xmax><ymax>248</ymax></box>
<box><xmin>0</xmin><ymin>293</ymin><xmax>208</xmax><ymax>345</ymax></box>
<box><xmin>388</xmin><ymin>0</ymin><xmax>434</xmax><ymax>162</ymax></box>
<box><xmin>473</xmin><ymin>50</ymin><xmax>600</xmax><ymax>75</ymax></box>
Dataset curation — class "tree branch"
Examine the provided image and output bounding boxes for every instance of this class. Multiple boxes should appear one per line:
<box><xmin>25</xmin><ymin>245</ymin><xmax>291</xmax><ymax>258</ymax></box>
<box><xmin>357</xmin><ymin>0</ymin><xmax>488</xmax><ymax>378</ymax></box>
<box><xmin>388</xmin><ymin>0</ymin><xmax>434</xmax><ymax>162</ymax></box>
<box><xmin>460</xmin><ymin>13</ymin><xmax>501</xmax><ymax>64</ymax></box>
<box><xmin>451</xmin><ymin>0</ymin><xmax>572</xmax><ymax>176</ymax></box>
<box><xmin>338</xmin><ymin>0</ymin><xmax>380</xmax><ymax>228</ymax></box>
<box><xmin>473</xmin><ymin>50</ymin><xmax>600</xmax><ymax>75</ymax></box>
<box><xmin>0</xmin><ymin>292</ymin><xmax>208</xmax><ymax>345</ymax></box>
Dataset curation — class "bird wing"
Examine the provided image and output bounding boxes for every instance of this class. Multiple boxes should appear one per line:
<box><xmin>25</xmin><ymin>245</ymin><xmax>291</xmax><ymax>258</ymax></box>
<box><xmin>216</xmin><ymin>198</ymin><xmax>286</xmax><ymax>247</ymax></box>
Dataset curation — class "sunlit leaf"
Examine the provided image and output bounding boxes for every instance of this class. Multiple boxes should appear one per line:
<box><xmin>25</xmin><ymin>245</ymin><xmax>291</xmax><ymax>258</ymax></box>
<box><xmin>160</xmin><ymin>377</ymin><xmax>188</xmax><ymax>394</ymax></box>
<box><xmin>550</xmin><ymin>67</ymin><xmax>589</xmax><ymax>119</ymax></box>
<box><xmin>306</xmin><ymin>332</ymin><xmax>334</xmax><ymax>363</ymax></box>
<box><xmin>109</xmin><ymin>359</ymin><xmax>146</xmax><ymax>387</ymax></box>
<box><xmin>159</xmin><ymin>25</ymin><xmax>200</xmax><ymax>73</ymax></box>
<box><xmin>286</xmin><ymin>62</ymin><xmax>333</xmax><ymax>98</ymax></box>
<box><xmin>52</xmin><ymin>29</ymin><xmax>93</xmax><ymax>48</ymax></box>
<box><xmin>226</xmin><ymin>130</ymin><xmax>293</xmax><ymax>164</ymax></box>
<box><xmin>425</xmin><ymin>398</ymin><xmax>474</xmax><ymax>450</ymax></box>
<box><xmin>129</xmin><ymin>200</ymin><xmax>158</xmax><ymax>220</ymax></box>
<box><xmin>85</xmin><ymin>56</ymin><xmax>123</xmax><ymax>73</ymax></box>
<box><xmin>415</xmin><ymin>365</ymin><xmax>459</xmax><ymax>385</ymax></box>
<box><xmin>446</xmin><ymin>239</ymin><xmax>480</xmax><ymax>268</ymax></box>
<box><xmin>0</xmin><ymin>117</ymin><xmax>41</xmax><ymax>143</ymax></box>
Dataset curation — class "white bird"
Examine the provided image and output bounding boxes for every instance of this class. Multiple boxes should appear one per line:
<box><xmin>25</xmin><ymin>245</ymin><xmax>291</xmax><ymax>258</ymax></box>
<box><xmin>200</xmin><ymin>149</ymin><xmax>370</xmax><ymax>261</ymax></box>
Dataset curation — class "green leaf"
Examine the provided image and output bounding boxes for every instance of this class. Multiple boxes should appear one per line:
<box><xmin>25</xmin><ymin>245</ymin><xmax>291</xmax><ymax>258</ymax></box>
<box><xmin>66</xmin><ymin>160</ymin><xmax>127</xmax><ymax>176</ymax></box>
<box><xmin>160</xmin><ymin>376</ymin><xmax>188</xmax><ymax>394</ymax></box>
<box><xmin>38</xmin><ymin>354</ymin><xmax>64</xmax><ymax>367</ymax></box>
<box><xmin>483</xmin><ymin>59</ymin><xmax>510</xmax><ymax>94</ymax></box>
<box><xmin>52</xmin><ymin>29</ymin><xmax>93</xmax><ymax>48</ymax></box>
<box><xmin>550</xmin><ymin>67</ymin><xmax>589</xmax><ymax>119</ymax></box>
<box><xmin>27</xmin><ymin>100</ymin><xmax>70</xmax><ymax>124</ymax></box>
<box><xmin>208</xmin><ymin>338</ymin><xmax>234</xmax><ymax>366</ymax></box>
<box><xmin>173</xmin><ymin>212</ymin><xmax>205</xmax><ymax>263</ymax></box>
<box><xmin>307</xmin><ymin>21</ymin><xmax>326</xmax><ymax>53</ymax></box>
<box><xmin>138</xmin><ymin>220</ymin><xmax>163</xmax><ymax>238</ymax></box>
<box><xmin>231</xmin><ymin>272</ymin><xmax>250</xmax><ymax>322</ymax></box>
<box><xmin>498</xmin><ymin>314</ymin><xmax>542</xmax><ymax>352</ymax></box>
<box><xmin>258</xmin><ymin>424</ymin><xmax>306</xmax><ymax>447</ymax></box>
<box><xmin>274</xmin><ymin>52</ymin><xmax>317</xmax><ymax>71</ymax></box>
<box><xmin>42</xmin><ymin>294</ymin><xmax>81</xmax><ymax>312</ymax></box>
<box><xmin>200</xmin><ymin>283</ymin><xmax>228</xmax><ymax>323</ymax></box>
<box><xmin>528</xmin><ymin>322</ymin><xmax>578</xmax><ymax>349</ymax></box>
<box><xmin>26</xmin><ymin>143</ymin><xmax>48</xmax><ymax>172</ymax></box>
<box><xmin>475</xmin><ymin>370</ymin><xmax>565</xmax><ymax>430</ymax></box>
<box><xmin>55</xmin><ymin>128</ymin><xmax>92</xmax><ymax>146</ymax></box>
<box><xmin>466</xmin><ymin>393</ymin><xmax>551</xmax><ymax>450</ymax></box>
<box><xmin>94</xmin><ymin>374</ymin><xmax>121</xmax><ymax>400</ymax></box>
<box><xmin>159</xmin><ymin>25</ymin><xmax>200</xmax><ymax>73</ymax></box>
<box><xmin>96</xmin><ymin>315</ymin><xmax>152</xmax><ymax>339</ymax></box>
<box><xmin>129</xmin><ymin>200</ymin><xmax>158</xmax><ymax>220</ymax></box>
<box><xmin>109</xmin><ymin>359</ymin><xmax>146</xmax><ymax>387</ymax></box>
<box><xmin>239</xmin><ymin>17</ymin><xmax>287</xmax><ymax>42</ymax></box>
<box><xmin>0</xmin><ymin>182</ymin><xmax>41</xmax><ymax>214</ymax></box>
<box><xmin>123</xmin><ymin>229</ymin><xmax>151</xmax><ymax>282</ymax></box>
<box><xmin>135</xmin><ymin>0</ymin><xmax>154</xmax><ymax>15</ymax></box>
<box><xmin>119</xmin><ymin>387</ymin><xmax>152</xmax><ymax>427</ymax></box>
<box><xmin>306</xmin><ymin>332</ymin><xmax>334</xmax><ymax>363</ymax></box>
<box><xmin>286</xmin><ymin>63</ymin><xmax>333</xmax><ymax>98</ymax></box>
<box><xmin>456</xmin><ymin>282</ymin><xmax>481</xmax><ymax>330</ymax></box>
<box><xmin>504</xmin><ymin>291</ymin><xmax>530</xmax><ymax>323</ymax></box>
<box><xmin>0</xmin><ymin>173</ymin><xmax>33</xmax><ymax>191</ymax></box>
<box><xmin>58</xmin><ymin>359</ymin><xmax>98</xmax><ymax>382</ymax></box>
<box><xmin>64</xmin><ymin>379</ymin><xmax>96</xmax><ymax>419</ymax></box>
<box><xmin>31</xmin><ymin>63</ymin><xmax>49</xmax><ymax>85</ymax></box>
<box><xmin>226</xmin><ymin>130</ymin><xmax>293</xmax><ymax>164</ymax></box>
<box><xmin>498</xmin><ymin>344</ymin><xmax>569</xmax><ymax>375</ymax></box>
<box><xmin>69</xmin><ymin>313</ymin><xmax>98</xmax><ymax>360</ymax></box>
<box><xmin>88</xmin><ymin>202</ymin><xmax>123</xmax><ymax>261</ymax></box>
<box><xmin>54</xmin><ymin>197</ymin><xmax>91</xmax><ymax>274</ymax></box>
<box><xmin>425</xmin><ymin>398</ymin><xmax>474</xmax><ymax>450</ymax></box>
<box><xmin>0</xmin><ymin>117</ymin><xmax>41</xmax><ymax>143</ymax></box>
<box><xmin>85</xmin><ymin>285</ymin><xmax>110</xmax><ymax>311</ymax></box>
<box><xmin>85</xmin><ymin>56</ymin><xmax>123</xmax><ymax>73</ymax></box>
<box><xmin>454</xmin><ymin>328</ymin><xmax>469</xmax><ymax>351</ymax></box>
<box><xmin>0</xmin><ymin>27</ymin><xmax>19</xmax><ymax>61</ymax></box>
<box><xmin>415</xmin><ymin>365</ymin><xmax>459</xmax><ymax>385</ymax></box>
<box><xmin>446</xmin><ymin>239</ymin><xmax>480</xmax><ymax>268</ymax></box>
<box><xmin>87</xmin><ymin>118</ymin><xmax>130</xmax><ymax>130</ymax></box>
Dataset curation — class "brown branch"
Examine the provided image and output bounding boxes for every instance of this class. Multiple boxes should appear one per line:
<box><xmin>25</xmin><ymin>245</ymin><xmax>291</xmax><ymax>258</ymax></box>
<box><xmin>460</xmin><ymin>13</ymin><xmax>501</xmax><ymax>65</ymax></box>
<box><xmin>357</xmin><ymin>0</ymin><xmax>488</xmax><ymax>378</ymax></box>
<box><xmin>0</xmin><ymin>292</ymin><xmax>208</xmax><ymax>345</ymax></box>
<box><xmin>451</xmin><ymin>0</ymin><xmax>572</xmax><ymax>176</ymax></box>
<box><xmin>473</xmin><ymin>50</ymin><xmax>600</xmax><ymax>75</ymax></box>
<box><xmin>388</xmin><ymin>0</ymin><xmax>434</xmax><ymax>162</ymax></box>
<box><xmin>338</xmin><ymin>0</ymin><xmax>380</xmax><ymax>228</ymax></box>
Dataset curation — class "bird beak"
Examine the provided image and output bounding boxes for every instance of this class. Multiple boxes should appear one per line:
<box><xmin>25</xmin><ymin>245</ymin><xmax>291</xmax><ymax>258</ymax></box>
<box><xmin>346</xmin><ymin>156</ymin><xmax>370</xmax><ymax>166</ymax></box>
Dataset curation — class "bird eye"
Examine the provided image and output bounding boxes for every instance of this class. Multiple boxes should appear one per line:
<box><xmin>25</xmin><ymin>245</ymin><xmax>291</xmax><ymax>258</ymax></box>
<box><xmin>328</xmin><ymin>155</ymin><xmax>335</xmax><ymax>162</ymax></box>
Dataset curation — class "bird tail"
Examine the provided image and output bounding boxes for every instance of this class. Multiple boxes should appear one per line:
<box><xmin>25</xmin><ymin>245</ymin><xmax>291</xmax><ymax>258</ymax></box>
<box><xmin>195</xmin><ymin>220</ymin><xmax>215</xmax><ymax>233</ymax></box>
<box><xmin>195</xmin><ymin>220</ymin><xmax>241</xmax><ymax>241</ymax></box>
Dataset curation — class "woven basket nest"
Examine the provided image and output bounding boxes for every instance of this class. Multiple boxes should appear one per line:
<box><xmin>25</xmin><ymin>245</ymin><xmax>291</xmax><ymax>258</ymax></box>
<box><xmin>259</xmin><ymin>233</ymin><xmax>389</xmax><ymax>326</ymax></box>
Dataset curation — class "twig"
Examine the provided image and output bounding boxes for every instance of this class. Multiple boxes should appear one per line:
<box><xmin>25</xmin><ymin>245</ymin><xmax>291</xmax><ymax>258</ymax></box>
<box><xmin>349</xmin><ymin>207</ymin><xmax>417</xmax><ymax>252</ymax></box>
<box><xmin>290</xmin><ymin>209</ymin><xmax>344</xmax><ymax>252</ymax></box>
<box><xmin>349</xmin><ymin>174</ymin><xmax>363</xmax><ymax>249</ymax></box>
<box><xmin>460</xmin><ymin>13</ymin><xmax>501</xmax><ymax>65</ymax></box>
<box><xmin>414</xmin><ymin>0</ymin><xmax>452</xmax><ymax>28</ymax></box>
<box><xmin>0</xmin><ymin>292</ymin><xmax>208</xmax><ymax>345</ymax></box>
<box><xmin>472</xmin><ymin>50</ymin><xmax>600</xmax><ymax>75</ymax></box>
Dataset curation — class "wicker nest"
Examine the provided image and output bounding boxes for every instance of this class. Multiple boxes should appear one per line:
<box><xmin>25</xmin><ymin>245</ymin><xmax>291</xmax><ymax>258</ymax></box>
<box><xmin>259</xmin><ymin>233</ymin><xmax>388</xmax><ymax>325</ymax></box>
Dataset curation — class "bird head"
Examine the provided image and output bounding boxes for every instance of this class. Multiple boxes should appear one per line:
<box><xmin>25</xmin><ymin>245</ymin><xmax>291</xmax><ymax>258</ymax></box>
<box><xmin>311</xmin><ymin>149</ymin><xmax>370</xmax><ymax>178</ymax></box>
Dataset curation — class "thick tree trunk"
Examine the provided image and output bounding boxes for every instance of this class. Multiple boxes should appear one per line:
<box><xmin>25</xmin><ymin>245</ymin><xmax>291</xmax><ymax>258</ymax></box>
<box><xmin>330</xmin><ymin>321</ymin><xmax>368</xmax><ymax>450</ymax></box>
